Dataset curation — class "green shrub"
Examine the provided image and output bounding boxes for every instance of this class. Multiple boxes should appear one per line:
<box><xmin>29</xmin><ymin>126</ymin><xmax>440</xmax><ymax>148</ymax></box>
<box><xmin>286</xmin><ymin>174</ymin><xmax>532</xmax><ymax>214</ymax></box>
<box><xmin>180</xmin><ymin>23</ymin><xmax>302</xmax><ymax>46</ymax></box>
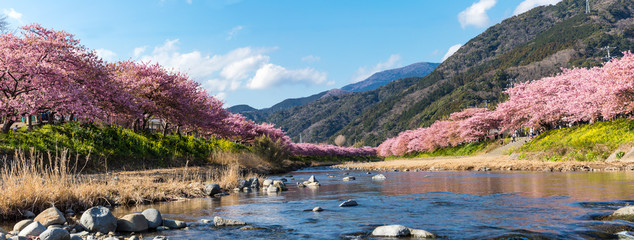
<box><xmin>616</xmin><ymin>151</ymin><xmax>626</xmax><ymax>159</ymax></box>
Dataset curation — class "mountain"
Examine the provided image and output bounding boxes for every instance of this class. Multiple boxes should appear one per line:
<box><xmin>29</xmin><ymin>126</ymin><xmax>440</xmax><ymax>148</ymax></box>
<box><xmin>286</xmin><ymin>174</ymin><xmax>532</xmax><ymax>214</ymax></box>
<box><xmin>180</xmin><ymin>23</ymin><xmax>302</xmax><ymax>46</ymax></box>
<box><xmin>263</xmin><ymin>0</ymin><xmax>634</xmax><ymax>146</ymax></box>
<box><xmin>341</xmin><ymin>62</ymin><xmax>440</xmax><ymax>92</ymax></box>
<box><xmin>228</xmin><ymin>61</ymin><xmax>438</xmax><ymax>120</ymax></box>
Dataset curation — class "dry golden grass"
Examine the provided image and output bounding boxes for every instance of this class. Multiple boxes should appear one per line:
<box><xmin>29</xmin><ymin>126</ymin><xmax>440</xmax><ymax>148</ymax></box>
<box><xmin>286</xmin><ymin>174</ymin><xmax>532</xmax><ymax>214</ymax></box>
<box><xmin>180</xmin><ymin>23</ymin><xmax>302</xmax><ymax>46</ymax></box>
<box><xmin>0</xmin><ymin>149</ymin><xmax>262</xmax><ymax>220</ymax></box>
<box><xmin>336</xmin><ymin>155</ymin><xmax>634</xmax><ymax>172</ymax></box>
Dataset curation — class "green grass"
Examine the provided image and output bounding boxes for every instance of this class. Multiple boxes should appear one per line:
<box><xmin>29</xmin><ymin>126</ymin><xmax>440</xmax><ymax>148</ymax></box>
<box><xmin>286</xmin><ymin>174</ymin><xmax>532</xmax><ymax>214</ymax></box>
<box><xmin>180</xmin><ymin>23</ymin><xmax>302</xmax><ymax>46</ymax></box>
<box><xmin>0</xmin><ymin>123</ymin><xmax>247</xmax><ymax>169</ymax></box>
<box><xmin>392</xmin><ymin>140</ymin><xmax>497</xmax><ymax>159</ymax></box>
<box><xmin>516</xmin><ymin>119</ymin><xmax>634</xmax><ymax>161</ymax></box>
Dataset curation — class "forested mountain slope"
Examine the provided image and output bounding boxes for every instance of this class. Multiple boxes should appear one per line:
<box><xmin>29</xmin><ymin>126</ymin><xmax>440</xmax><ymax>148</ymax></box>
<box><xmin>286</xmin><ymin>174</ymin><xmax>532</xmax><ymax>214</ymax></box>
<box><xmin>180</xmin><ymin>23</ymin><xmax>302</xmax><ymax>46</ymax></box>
<box><xmin>267</xmin><ymin>0</ymin><xmax>634</xmax><ymax>146</ymax></box>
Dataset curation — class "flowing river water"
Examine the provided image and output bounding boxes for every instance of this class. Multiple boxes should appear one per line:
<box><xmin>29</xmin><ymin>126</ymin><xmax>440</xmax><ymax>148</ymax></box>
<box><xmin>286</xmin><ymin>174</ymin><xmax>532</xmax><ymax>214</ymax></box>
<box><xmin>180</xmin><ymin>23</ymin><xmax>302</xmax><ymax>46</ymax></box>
<box><xmin>112</xmin><ymin>168</ymin><xmax>634</xmax><ymax>239</ymax></box>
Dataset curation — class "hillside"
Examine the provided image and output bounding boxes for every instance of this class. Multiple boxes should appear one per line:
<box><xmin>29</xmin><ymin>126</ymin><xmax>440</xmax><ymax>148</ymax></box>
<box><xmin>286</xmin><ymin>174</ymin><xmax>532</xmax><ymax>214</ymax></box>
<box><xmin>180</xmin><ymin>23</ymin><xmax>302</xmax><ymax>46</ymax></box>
<box><xmin>341</xmin><ymin>62</ymin><xmax>440</xmax><ymax>92</ymax></box>
<box><xmin>265</xmin><ymin>0</ymin><xmax>634</xmax><ymax>146</ymax></box>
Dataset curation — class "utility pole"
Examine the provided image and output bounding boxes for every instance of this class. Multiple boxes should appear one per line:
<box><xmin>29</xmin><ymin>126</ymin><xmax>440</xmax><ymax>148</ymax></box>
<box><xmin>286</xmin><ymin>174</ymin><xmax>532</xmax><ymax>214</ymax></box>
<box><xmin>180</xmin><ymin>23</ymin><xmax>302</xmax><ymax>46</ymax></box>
<box><xmin>585</xmin><ymin>0</ymin><xmax>590</xmax><ymax>14</ymax></box>
<box><xmin>600</xmin><ymin>45</ymin><xmax>616</xmax><ymax>61</ymax></box>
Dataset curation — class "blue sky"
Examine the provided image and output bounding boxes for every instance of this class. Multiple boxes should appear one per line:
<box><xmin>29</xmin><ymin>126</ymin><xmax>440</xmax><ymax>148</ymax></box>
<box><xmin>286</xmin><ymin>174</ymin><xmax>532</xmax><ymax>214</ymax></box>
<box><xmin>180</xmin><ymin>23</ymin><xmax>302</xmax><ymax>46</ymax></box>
<box><xmin>2</xmin><ymin>0</ymin><xmax>561</xmax><ymax>109</ymax></box>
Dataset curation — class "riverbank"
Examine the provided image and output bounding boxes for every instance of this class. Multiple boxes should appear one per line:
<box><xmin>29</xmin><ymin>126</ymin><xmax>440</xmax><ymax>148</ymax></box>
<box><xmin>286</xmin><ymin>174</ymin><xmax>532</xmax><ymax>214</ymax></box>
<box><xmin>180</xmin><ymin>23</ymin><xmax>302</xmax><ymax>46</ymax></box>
<box><xmin>336</xmin><ymin>154</ymin><xmax>634</xmax><ymax>172</ymax></box>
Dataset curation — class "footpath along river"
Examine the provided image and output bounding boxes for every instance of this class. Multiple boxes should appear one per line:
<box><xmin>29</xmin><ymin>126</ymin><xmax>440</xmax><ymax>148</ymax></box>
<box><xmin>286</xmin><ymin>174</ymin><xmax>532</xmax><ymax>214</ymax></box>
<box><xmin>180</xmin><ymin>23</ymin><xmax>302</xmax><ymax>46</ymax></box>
<box><xmin>113</xmin><ymin>167</ymin><xmax>634</xmax><ymax>239</ymax></box>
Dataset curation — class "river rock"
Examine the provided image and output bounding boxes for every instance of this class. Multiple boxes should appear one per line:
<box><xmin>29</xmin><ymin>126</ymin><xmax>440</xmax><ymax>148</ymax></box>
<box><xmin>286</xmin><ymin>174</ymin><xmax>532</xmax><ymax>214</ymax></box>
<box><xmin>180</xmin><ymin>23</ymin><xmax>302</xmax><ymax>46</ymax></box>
<box><xmin>18</xmin><ymin>221</ymin><xmax>46</xmax><ymax>237</ymax></box>
<box><xmin>39</xmin><ymin>228</ymin><xmax>70</xmax><ymax>240</ymax></box>
<box><xmin>69</xmin><ymin>235</ymin><xmax>82</xmax><ymax>240</ymax></box>
<box><xmin>162</xmin><ymin>219</ymin><xmax>186</xmax><ymax>229</ymax></box>
<box><xmin>142</xmin><ymin>208</ymin><xmax>163</xmax><ymax>229</ymax></box>
<box><xmin>249</xmin><ymin>177</ymin><xmax>260</xmax><ymax>189</ymax></box>
<box><xmin>22</xmin><ymin>211</ymin><xmax>35</xmax><ymax>219</ymax></box>
<box><xmin>339</xmin><ymin>200</ymin><xmax>358</xmax><ymax>207</ymax></box>
<box><xmin>307</xmin><ymin>175</ymin><xmax>318</xmax><ymax>183</ymax></box>
<box><xmin>262</xmin><ymin>179</ymin><xmax>273</xmax><ymax>187</ymax></box>
<box><xmin>372</xmin><ymin>225</ymin><xmax>410</xmax><ymax>237</ymax></box>
<box><xmin>410</xmin><ymin>228</ymin><xmax>436</xmax><ymax>238</ymax></box>
<box><xmin>34</xmin><ymin>207</ymin><xmax>66</xmax><ymax>227</ymax></box>
<box><xmin>237</xmin><ymin>179</ymin><xmax>248</xmax><ymax>189</ymax></box>
<box><xmin>13</xmin><ymin>220</ymin><xmax>33</xmax><ymax>232</ymax></box>
<box><xmin>343</xmin><ymin>176</ymin><xmax>355</xmax><ymax>181</ymax></box>
<box><xmin>273</xmin><ymin>180</ymin><xmax>287</xmax><ymax>191</ymax></box>
<box><xmin>372</xmin><ymin>174</ymin><xmax>386</xmax><ymax>180</ymax></box>
<box><xmin>80</xmin><ymin>206</ymin><xmax>117</xmax><ymax>234</ymax></box>
<box><xmin>266</xmin><ymin>184</ymin><xmax>279</xmax><ymax>193</ymax></box>
<box><xmin>312</xmin><ymin>207</ymin><xmax>324</xmax><ymax>212</ymax></box>
<box><xmin>117</xmin><ymin>213</ymin><xmax>148</xmax><ymax>232</ymax></box>
<box><xmin>204</xmin><ymin>183</ymin><xmax>222</xmax><ymax>196</ymax></box>
<box><xmin>616</xmin><ymin>231</ymin><xmax>634</xmax><ymax>239</ymax></box>
<box><xmin>608</xmin><ymin>206</ymin><xmax>634</xmax><ymax>221</ymax></box>
<box><xmin>214</xmin><ymin>216</ymin><xmax>246</xmax><ymax>226</ymax></box>
<box><xmin>153</xmin><ymin>236</ymin><xmax>168</xmax><ymax>240</ymax></box>
<box><xmin>0</xmin><ymin>233</ymin><xmax>5</xmax><ymax>240</ymax></box>
<box><xmin>8</xmin><ymin>236</ymin><xmax>28</xmax><ymax>240</ymax></box>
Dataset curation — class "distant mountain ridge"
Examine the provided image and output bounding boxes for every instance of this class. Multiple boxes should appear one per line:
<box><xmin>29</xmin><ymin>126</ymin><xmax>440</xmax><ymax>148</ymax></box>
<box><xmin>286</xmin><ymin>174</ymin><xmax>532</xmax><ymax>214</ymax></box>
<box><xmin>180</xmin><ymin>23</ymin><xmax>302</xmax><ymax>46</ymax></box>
<box><xmin>262</xmin><ymin>0</ymin><xmax>634</xmax><ymax>146</ymax></box>
<box><xmin>227</xmin><ymin>61</ymin><xmax>439</xmax><ymax>120</ymax></box>
<box><xmin>341</xmin><ymin>62</ymin><xmax>440</xmax><ymax>92</ymax></box>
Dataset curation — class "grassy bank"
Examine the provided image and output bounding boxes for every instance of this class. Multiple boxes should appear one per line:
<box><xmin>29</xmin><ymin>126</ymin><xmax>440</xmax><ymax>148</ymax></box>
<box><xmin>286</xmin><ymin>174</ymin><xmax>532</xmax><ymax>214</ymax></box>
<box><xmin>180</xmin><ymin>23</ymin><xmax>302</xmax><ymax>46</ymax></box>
<box><xmin>0</xmin><ymin>123</ymin><xmax>248</xmax><ymax>171</ymax></box>
<box><xmin>390</xmin><ymin>140</ymin><xmax>501</xmax><ymax>159</ymax></box>
<box><xmin>514</xmin><ymin>119</ymin><xmax>634</xmax><ymax>161</ymax></box>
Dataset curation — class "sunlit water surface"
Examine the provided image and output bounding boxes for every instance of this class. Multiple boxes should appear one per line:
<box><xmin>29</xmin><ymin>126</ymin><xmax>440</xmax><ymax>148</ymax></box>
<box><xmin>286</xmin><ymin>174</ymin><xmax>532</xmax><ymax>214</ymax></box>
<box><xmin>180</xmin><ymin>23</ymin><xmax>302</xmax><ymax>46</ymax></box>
<box><xmin>111</xmin><ymin>168</ymin><xmax>634</xmax><ymax>239</ymax></box>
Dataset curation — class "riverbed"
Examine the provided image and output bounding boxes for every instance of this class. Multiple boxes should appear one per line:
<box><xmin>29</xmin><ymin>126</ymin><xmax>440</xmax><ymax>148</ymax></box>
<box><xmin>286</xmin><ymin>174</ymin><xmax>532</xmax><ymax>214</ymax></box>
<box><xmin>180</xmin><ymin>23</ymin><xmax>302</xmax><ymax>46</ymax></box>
<box><xmin>113</xmin><ymin>168</ymin><xmax>634</xmax><ymax>239</ymax></box>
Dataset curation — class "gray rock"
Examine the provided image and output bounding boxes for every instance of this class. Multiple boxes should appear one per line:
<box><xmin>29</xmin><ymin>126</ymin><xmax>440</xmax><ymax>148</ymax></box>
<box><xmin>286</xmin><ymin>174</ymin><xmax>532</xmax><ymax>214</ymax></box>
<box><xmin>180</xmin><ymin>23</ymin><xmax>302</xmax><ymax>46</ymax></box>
<box><xmin>0</xmin><ymin>233</ymin><xmax>5</xmax><ymax>240</ymax></box>
<box><xmin>156</xmin><ymin>226</ymin><xmax>169</xmax><ymax>231</ymax></box>
<box><xmin>312</xmin><ymin>207</ymin><xmax>324</xmax><ymax>212</ymax></box>
<box><xmin>249</xmin><ymin>177</ymin><xmax>260</xmax><ymax>189</ymax></box>
<box><xmin>116</xmin><ymin>213</ymin><xmax>148</xmax><ymax>232</ymax></box>
<box><xmin>80</xmin><ymin>206</ymin><xmax>117</xmax><ymax>234</ymax></box>
<box><xmin>237</xmin><ymin>179</ymin><xmax>248</xmax><ymax>189</ymax></box>
<box><xmin>339</xmin><ymin>200</ymin><xmax>358</xmax><ymax>207</ymax></box>
<box><xmin>609</xmin><ymin>206</ymin><xmax>634</xmax><ymax>221</ymax></box>
<box><xmin>477</xmin><ymin>166</ymin><xmax>491</xmax><ymax>171</ymax></box>
<box><xmin>162</xmin><ymin>219</ymin><xmax>186</xmax><ymax>229</ymax></box>
<box><xmin>266</xmin><ymin>185</ymin><xmax>279</xmax><ymax>193</ymax></box>
<box><xmin>129</xmin><ymin>236</ymin><xmax>140</xmax><ymax>240</ymax></box>
<box><xmin>307</xmin><ymin>175</ymin><xmax>318</xmax><ymax>183</ymax></box>
<box><xmin>22</xmin><ymin>211</ymin><xmax>35</xmax><ymax>219</ymax></box>
<box><xmin>343</xmin><ymin>176</ymin><xmax>355</xmax><ymax>181</ymax></box>
<box><xmin>213</xmin><ymin>216</ymin><xmax>246</xmax><ymax>226</ymax></box>
<box><xmin>372</xmin><ymin>225</ymin><xmax>411</xmax><ymax>237</ymax></box>
<box><xmin>142</xmin><ymin>208</ymin><xmax>163</xmax><ymax>229</ymax></box>
<box><xmin>204</xmin><ymin>183</ymin><xmax>222</xmax><ymax>196</ymax></box>
<box><xmin>69</xmin><ymin>235</ymin><xmax>82</xmax><ymax>240</ymax></box>
<box><xmin>8</xmin><ymin>236</ymin><xmax>28</xmax><ymax>240</ymax></box>
<box><xmin>64</xmin><ymin>209</ymin><xmax>75</xmax><ymax>217</ymax></box>
<box><xmin>103</xmin><ymin>237</ymin><xmax>118</xmax><ymax>240</ymax></box>
<box><xmin>18</xmin><ymin>221</ymin><xmax>46</xmax><ymax>237</ymax></box>
<box><xmin>39</xmin><ymin>228</ymin><xmax>70</xmax><ymax>240</ymax></box>
<box><xmin>372</xmin><ymin>174</ymin><xmax>386</xmax><ymax>180</ymax></box>
<box><xmin>262</xmin><ymin>179</ymin><xmax>273</xmax><ymax>187</ymax></box>
<box><xmin>273</xmin><ymin>180</ymin><xmax>287</xmax><ymax>191</ymax></box>
<box><xmin>34</xmin><ymin>207</ymin><xmax>66</xmax><ymax>227</ymax></box>
<box><xmin>410</xmin><ymin>228</ymin><xmax>436</xmax><ymax>238</ymax></box>
<box><xmin>153</xmin><ymin>236</ymin><xmax>168</xmax><ymax>240</ymax></box>
<box><xmin>13</xmin><ymin>220</ymin><xmax>33</xmax><ymax>232</ymax></box>
<box><xmin>201</xmin><ymin>219</ymin><xmax>212</xmax><ymax>224</ymax></box>
<box><xmin>0</xmin><ymin>227</ymin><xmax>6</xmax><ymax>234</ymax></box>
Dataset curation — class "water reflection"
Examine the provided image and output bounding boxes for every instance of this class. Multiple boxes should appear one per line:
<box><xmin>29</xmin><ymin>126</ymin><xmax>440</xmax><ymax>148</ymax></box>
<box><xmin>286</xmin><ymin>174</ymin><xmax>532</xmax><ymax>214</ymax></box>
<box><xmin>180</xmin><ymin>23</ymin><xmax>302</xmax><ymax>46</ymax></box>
<box><xmin>106</xmin><ymin>169</ymin><xmax>634</xmax><ymax>239</ymax></box>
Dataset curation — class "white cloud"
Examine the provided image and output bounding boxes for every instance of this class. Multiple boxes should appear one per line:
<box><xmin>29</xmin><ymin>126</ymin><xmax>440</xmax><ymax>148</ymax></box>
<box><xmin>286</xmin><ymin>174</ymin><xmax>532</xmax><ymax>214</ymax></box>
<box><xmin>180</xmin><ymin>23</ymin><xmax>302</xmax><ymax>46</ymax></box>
<box><xmin>247</xmin><ymin>64</ymin><xmax>328</xmax><ymax>89</ymax></box>
<box><xmin>186</xmin><ymin>0</ymin><xmax>193</xmax><ymax>4</ymax></box>
<box><xmin>137</xmin><ymin>39</ymin><xmax>329</xmax><ymax>93</ymax></box>
<box><xmin>95</xmin><ymin>48</ymin><xmax>117</xmax><ymax>62</ymax></box>
<box><xmin>513</xmin><ymin>0</ymin><xmax>562</xmax><ymax>15</ymax></box>
<box><xmin>3</xmin><ymin>8</ymin><xmax>22</xmax><ymax>21</ymax></box>
<box><xmin>301</xmin><ymin>55</ymin><xmax>321</xmax><ymax>63</ymax></box>
<box><xmin>352</xmin><ymin>54</ymin><xmax>401</xmax><ymax>83</ymax></box>
<box><xmin>226</xmin><ymin>25</ymin><xmax>243</xmax><ymax>40</ymax></box>
<box><xmin>442</xmin><ymin>44</ymin><xmax>463</xmax><ymax>61</ymax></box>
<box><xmin>458</xmin><ymin>0</ymin><xmax>497</xmax><ymax>28</ymax></box>
<box><xmin>133</xmin><ymin>46</ymin><xmax>148</xmax><ymax>58</ymax></box>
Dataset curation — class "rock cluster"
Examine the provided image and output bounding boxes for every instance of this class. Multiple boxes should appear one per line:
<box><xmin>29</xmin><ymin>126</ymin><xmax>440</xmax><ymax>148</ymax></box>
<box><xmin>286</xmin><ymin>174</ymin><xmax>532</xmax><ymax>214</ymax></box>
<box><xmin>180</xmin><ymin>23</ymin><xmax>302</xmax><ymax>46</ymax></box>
<box><xmin>297</xmin><ymin>175</ymin><xmax>320</xmax><ymax>188</ymax></box>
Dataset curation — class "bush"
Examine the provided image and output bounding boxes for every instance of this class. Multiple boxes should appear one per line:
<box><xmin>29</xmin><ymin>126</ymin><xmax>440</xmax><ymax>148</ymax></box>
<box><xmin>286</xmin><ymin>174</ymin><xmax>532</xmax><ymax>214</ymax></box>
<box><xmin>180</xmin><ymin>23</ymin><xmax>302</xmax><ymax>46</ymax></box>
<box><xmin>616</xmin><ymin>151</ymin><xmax>626</xmax><ymax>159</ymax></box>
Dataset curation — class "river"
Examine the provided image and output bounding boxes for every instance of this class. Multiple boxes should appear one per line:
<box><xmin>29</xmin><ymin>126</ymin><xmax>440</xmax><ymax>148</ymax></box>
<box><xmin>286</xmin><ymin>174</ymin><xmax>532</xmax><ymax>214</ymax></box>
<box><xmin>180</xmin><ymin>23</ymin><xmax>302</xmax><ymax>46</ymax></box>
<box><xmin>113</xmin><ymin>167</ymin><xmax>634</xmax><ymax>239</ymax></box>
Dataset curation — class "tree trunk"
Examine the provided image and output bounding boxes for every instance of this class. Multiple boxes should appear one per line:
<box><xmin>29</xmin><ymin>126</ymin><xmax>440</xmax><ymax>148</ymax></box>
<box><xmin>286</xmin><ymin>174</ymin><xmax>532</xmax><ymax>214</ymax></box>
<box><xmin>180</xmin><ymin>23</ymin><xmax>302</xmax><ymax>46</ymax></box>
<box><xmin>175</xmin><ymin>125</ymin><xmax>181</xmax><ymax>136</ymax></box>
<box><xmin>1</xmin><ymin>119</ymin><xmax>15</xmax><ymax>134</ymax></box>
<box><xmin>26</xmin><ymin>115</ymin><xmax>32</xmax><ymax>130</ymax></box>
<box><xmin>162</xmin><ymin>122</ymin><xmax>169</xmax><ymax>136</ymax></box>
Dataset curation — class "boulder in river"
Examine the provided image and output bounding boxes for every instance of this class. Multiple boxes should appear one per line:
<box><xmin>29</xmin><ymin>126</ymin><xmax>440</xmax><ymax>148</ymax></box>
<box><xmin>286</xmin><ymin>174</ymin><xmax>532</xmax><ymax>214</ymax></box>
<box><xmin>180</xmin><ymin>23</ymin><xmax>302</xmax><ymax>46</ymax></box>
<box><xmin>79</xmin><ymin>206</ymin><xmax>117</xmax><ymax>234</ymax></box>
<box><xmin>18</xmin><ymin>221</ymin><xmax>46</xmax><ymax>237</ymax></box>
<box><xmin>38</xmin><ymin>228</ymin><xmax>70</xmax><ymax>240</ymax></box>
<box><xmin>213</xmin><ymin>216</ymin><xmax>246</xmax><ymax>226</ymax></box>
<box><xmin>339</xmin><ymin>200</ymin><xmax>358</xmax><ymax>207</ymax></box>
<box><xmin>13</xmin><ymin>220</ymin><xmax>33</xmax><ymax>232</ymax></box>
<box><xmin>249</xmin><ymin>177</ymin><xmax>260</xmax><ymax>189</ymax></box>
<box><xmin>142</xmin><ymin>208</ymin><xmax>163</xmax><ymax>229</ymax></box>
<box><xmin>162</xmin><ymin>219</ymin><xmax>187</xmax><ymax>229</ymax></box>
<box><xmin>307</xmin><ymin>175</ymin><xmax>318</xmax><ymax>183</ymax></box>
<box><xmin>608</xmin><ymin>206</ymin><xmax>634</xmax><ymax>221</ymax></box>
<box><xmin>372</xmin><ymin>225</ymin><xmax>410</xmax><ymax>237</ymax></box>
<box><xmin>262</xmin><ymin>179</ymin><xmax>273</xmax><ymax>187</ymax></box>
<box><xmin>204</xmin><ymin>183</ymin><xmax>222</xmax><ymax>196</ymax></box>
<box><xmin>34</xmin><ymin>207</ymin><xmax>66</xmax><ymax>227</ymax></box>
<box><xmin>116</xmin><ymin>213</ymin><xmax>148</xmax><ymax>232</ymax></box>
<box><xmin>343</xmin><ymin>176</ymin><xmax>355</xmax><ymax>181</ymax></box>
<box><xmin>312</xmin><ymin>207</ymin><xmax>324</xmax><ymax>212</ymax></box>
<box><xmin>372</xmin><ymin>174</ymin><xmax>387</xmax><ymax>180</ymax></box>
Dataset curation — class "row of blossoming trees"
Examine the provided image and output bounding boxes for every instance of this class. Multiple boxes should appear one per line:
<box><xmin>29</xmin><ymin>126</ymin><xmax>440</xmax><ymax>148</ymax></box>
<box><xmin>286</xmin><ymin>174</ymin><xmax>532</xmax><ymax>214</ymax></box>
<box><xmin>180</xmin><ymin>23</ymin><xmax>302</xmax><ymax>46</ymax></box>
<box><xmin>0</xmin><ymin>24</ymin><xmax>375</xmax><ymax>157</ymax></box>
<box><xmin>378</xmin><ymin>52</ymin><xmax>634</xmax><ymax>157</ymax></box>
